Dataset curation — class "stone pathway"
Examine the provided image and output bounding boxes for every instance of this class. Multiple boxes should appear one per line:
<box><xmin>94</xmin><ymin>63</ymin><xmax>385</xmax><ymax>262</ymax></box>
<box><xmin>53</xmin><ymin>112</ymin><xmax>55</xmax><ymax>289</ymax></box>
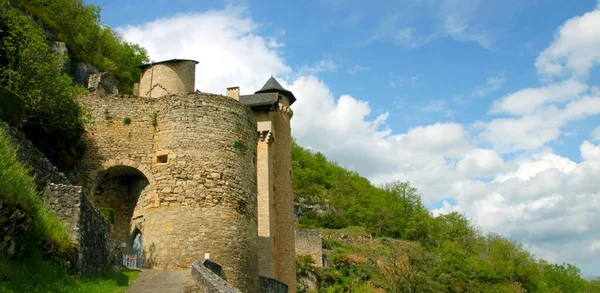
<box><xmin>127</xmin><ymin>269</ymin><xmax>196</xmax><ymax>293</ymax></box>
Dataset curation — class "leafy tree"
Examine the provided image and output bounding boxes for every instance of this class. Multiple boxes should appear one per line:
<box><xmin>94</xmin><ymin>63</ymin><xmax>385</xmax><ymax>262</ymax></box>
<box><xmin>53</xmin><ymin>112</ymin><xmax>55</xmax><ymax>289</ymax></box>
<box><xmin>12</xmin><ymin>0</ymin><xmax>149</xmax><ymax>94</ymax></box>
<box><xmin>0</xmin><ymin>0</ymin><xmax>85</xmax><ymax>168</ymax></box>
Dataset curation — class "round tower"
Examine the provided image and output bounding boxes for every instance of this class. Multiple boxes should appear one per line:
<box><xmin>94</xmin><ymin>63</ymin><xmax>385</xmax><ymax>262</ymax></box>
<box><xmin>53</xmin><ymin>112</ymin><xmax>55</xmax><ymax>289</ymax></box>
<box><xmin>76</xmin><ymin>92</ymin><xmax>259</xmax><ymax>292</ymax></box>
<box><xmin>138</xmin><ymin>59</ymin><xmax>198</xmax><ymax>97</ymax></box>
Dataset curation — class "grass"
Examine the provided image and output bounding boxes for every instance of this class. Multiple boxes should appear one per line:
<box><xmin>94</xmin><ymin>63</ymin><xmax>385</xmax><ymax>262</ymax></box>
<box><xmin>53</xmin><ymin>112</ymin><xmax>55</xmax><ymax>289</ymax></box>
<box><xmin>0</xmin><ymin>254</ymin><xmax>139</xmax><ymax>293</ymax></box>
<box><xmin>0</xmin><ymin>126</ymin><xmax>139</xmax><ymax>292</ymax></box>
<box><xmin>0</xmin><ymin>126</ymin><xmax>71</xmax><ymax>251</ymax></box>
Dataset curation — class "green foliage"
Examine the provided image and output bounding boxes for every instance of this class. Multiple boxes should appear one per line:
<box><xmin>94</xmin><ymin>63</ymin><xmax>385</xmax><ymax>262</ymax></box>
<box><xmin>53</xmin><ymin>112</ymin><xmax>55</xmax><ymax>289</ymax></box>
<box><xmin>98</xmin><ymin>208</ymin><xmax>115</xmax><ymax>225</ymax></box>
<box><xmin>0</xmin><ymin>86</ymin><xmax>24</xmax><ymax>126</ymax></box>
<box><xmin>0</xmin><ymin>254</ymin><xmax>139</xmax><ymax>292</ymax></box>
<box><xmin>12</xmin><ymin>0</ymin><xmax>149</xmax><ymax>94</ymax></box>
<box><xmin>0</xmin><ymin>126</ymin><xmax>139</xmax><ymax>291</ymax></box>
<box><xmin>123</xmin><ymin>117</ymin><xmax>131</xmax><ymax>125</ymax></box>
<box><xmin>0</xmin><ymin>1</ymin><xmax>86</xmax><ymax>169</ymax></box>
<box><xmin>291</xmin><ymin>140</ymin><xmax>600</xmax><ymax>292</ymax></box>
<box><xmin>151</xmin><ymin>111</ymin><xmax>158</xmax><ymax>129</ymax></box>
<box><xmin>0</xmin><ymin>126</ymin><xmax>71</xmax><ymax>252</ymax></box>
<box><xmin>233</xmin><ymin>139</ymin><xmax>247</xmax><ymax>154</ymax></box>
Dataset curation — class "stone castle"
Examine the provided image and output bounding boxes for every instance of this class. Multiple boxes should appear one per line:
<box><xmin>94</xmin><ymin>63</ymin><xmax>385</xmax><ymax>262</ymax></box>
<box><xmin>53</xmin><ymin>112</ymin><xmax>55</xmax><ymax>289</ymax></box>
<box><xmin>75</xmin><ymin>59</ymin><xmax>297</xmax><ymax>292</ymax></box>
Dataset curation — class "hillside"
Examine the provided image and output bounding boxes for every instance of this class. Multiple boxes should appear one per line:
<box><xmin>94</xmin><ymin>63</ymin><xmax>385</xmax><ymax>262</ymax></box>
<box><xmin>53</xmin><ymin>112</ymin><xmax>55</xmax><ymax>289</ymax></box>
<box><xmin>292</xmin><ymin>141</ymin><xmax>600</xmax><ymax>292</ymax></box>
<box><xmin>0</xmin><ymin>0</ymin><xmax>148</xmax><ymax>171</ymax></box>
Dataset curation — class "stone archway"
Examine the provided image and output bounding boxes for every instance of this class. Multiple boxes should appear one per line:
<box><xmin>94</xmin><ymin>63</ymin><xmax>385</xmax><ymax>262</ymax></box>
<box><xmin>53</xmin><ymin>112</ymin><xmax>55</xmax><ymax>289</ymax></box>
<box><xmin>91</xmin><ymin>163</ymin><xmax>151</xmax><ymax>257</ymax></box>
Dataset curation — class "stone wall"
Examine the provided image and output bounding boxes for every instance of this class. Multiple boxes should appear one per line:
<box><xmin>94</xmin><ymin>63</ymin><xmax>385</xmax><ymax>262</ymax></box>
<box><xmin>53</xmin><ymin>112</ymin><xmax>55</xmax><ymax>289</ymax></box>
<box><xmin>0</xmin><ymin>121</ymin><xmax>70</xmax><ymax>191</ymax></box>
<box><xmin>76</xmin><ymin>93</ymin><xmax>259</xmax><ymax>292</ymax></box>
<box><xmin>138</xmin><ymin>60</ymin><xmax>196</xmax><ymax>97</ymax></box>
<box><xmin>44</xmin><ymin>183</ymin><xmax>118</xmax><ymax>276</ymax></box>
<box><xmin>191</xmin><ymin>260</ymin><xmax>242</xmax><ymax>293</ymax></box>
<box><xmin>295</xmin><ymin>230</ymin><xmax>323</xmax><ymax>267</ymax></box>
<box><xmin>271</xmin><ymin>100</ymin><xmax>297</xmax><ymax>291</ymax></box>
<box><xmin>259</xmin><ymin>276</ymin><xmax>288</xmax><ymax>293</ymax></box>
<box><xmin>1</xmin><ymin>121</ymin><xmax>117</xmax><ymax>275</ymax></box>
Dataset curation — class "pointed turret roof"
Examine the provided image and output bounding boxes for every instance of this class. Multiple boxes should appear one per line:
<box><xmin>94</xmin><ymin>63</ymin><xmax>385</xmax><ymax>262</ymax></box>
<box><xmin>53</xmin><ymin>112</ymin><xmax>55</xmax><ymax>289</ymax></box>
<box><xmin>254</xmin><ymin>76</ymin><xmax>296</xmax><ymax>105</ymax></box>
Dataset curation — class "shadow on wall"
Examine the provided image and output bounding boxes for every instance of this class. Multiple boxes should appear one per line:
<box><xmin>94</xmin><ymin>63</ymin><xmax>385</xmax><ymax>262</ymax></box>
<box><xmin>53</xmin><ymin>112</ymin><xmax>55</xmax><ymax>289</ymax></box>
<box><xmin>144</xmin><ymin>243</ymin><xmax>158</xmax><ymax>269</ymax></box>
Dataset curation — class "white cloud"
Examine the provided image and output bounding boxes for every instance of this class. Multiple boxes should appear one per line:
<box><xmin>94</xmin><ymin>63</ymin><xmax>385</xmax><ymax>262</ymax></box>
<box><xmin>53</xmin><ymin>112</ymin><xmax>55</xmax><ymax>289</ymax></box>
<box><xmin>536</xmin><ymin>7</ymin><xmax>600</xmax><ymax>79</ymax></box>
<box><xmin>298</xmin><ymin>59</ymin><xmax>338</xmax><ymax>75</ymax></box>
<box><xmin>117</xmin><ymin>6</ymin><xmax>291</xmax><ymax>95</ymax></box>
<box><xmin>420</xmin><ymin>100</ymin><xmax>446</xmax><ymax>112</ymax></box>
<box><xmin>474</xmin><ymin>74</ymin><xmax>506</xmax><ymax>97</ymax></box>
<box><xmin>347</xmin><ymin>65</ymin><xmax>369</xmax><ymax>74</ymax></box>
<box><xmin>479</xmin><ymin>117</ymin><xmax>562</xmax><ymax>152</ymax></box>
<box><xmin>491</xmin><ymin>79</ymin><xmax>587</xmax><ymax>116</ymax></box>
<box><xmin>389</xmin><ymin>75</ymin><xmax>417</xmax><ymax>88</ymax></box>
<box><xmin>456</xmin><ymin>148</ymin><xmax>504</xmax><ymax>176</ymax></box>
<box><xmin>117</xmin><ymin>3</ymin><xmax>600</xmax><ymax>275</ymax></box>
<box><xmin>592</xmin><ymin>126</ymin><xmax>600</xmax><ymax>141</ymax></box>
<box><xmin>581</xmin><ymin>141</ymin><xmax>600</xmax><ymax>161</ymax></box>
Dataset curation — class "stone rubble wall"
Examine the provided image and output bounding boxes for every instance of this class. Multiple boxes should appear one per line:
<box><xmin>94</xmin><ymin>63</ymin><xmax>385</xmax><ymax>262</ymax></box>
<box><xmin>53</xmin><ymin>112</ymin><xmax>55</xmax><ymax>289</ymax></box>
<box><xmin>76</xmin><ymin>93</ymin><xmax>259</xmax><ymax>292</ymax></box>
<box><xmin>295</xmin><ymin>229</ymin><xmax>323</xmax><ymax>267</ymax></box>
<box><xmin>191</xmin><ymin>260</ymin><xmax>242</xmax><ymax>293</ymax></box>
<box><xmin>0</xmin><ymin>121</ymin><xmax>70</xmax><ymax>192</ymax></box>
<box><xmin>259</xmin><ymin>276</ymin><xmax>289</xmax><ymax>293</ymax></box>
<box><xmin>43</xmin><ymin>183</ymin><xmax>119</xmax><ymax>276</ymax></box>
<box><xmin>0</xmin><ymin>121</ymin><xmax>118</xmax><ymax>275</ymax></box>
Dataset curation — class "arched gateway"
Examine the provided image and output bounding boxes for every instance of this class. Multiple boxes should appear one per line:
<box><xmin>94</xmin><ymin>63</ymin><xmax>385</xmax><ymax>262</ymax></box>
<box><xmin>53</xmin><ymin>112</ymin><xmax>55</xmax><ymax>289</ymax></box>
<box><xmin>74</xmin><ymin>60</ymin><xmax>297</xmax><ymax>292</ymax></box>
<box><xmin>75</xmin><ymin>92</ymin><xmax>260</xmax><ymax>291</ymax></box>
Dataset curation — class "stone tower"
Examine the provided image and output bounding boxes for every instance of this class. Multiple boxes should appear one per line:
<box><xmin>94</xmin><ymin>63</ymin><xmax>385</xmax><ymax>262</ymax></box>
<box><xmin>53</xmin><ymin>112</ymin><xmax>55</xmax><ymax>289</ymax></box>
<box><xmin>240</xmin><ymin>77</ymin><xmax>297</xmax><ymax>292</ymax></box>
<box><xmin>137</xmin><ymin>59</ymin><xmax>198</xmax><ymax>97</ymax></box>
<box><xmin>75</xmin><ymin>59</ymin><xmax>260</xmax><ymax>292</ymax></box>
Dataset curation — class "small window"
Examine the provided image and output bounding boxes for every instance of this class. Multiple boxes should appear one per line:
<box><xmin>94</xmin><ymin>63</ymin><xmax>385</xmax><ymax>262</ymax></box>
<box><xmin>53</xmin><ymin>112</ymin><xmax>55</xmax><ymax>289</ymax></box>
<box><xmin>156</xmin><ymin>154</ymin><xmax>168</xmax><ymax>164</ymax></box>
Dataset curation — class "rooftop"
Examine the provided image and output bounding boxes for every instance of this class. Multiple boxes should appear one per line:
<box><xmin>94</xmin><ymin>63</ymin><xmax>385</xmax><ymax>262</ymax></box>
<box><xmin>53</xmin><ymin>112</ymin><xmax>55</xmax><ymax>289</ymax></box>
<box><xmin>139</xmin><ymin>59</ymin><xmax>199</xmax><ymax>69</ymax></box>
<box><xmin>253</xmin><ymin>76</ymin><xmax>296</xmax><ymax>105</ymax></box>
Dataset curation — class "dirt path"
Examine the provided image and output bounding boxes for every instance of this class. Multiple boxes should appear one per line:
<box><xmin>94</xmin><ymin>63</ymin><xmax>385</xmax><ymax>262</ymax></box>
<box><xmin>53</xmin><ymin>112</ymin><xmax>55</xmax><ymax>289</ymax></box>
<box><xmin>127</xmin><ymin>269</ymin><xmax>196</xmax><ymax>293</ymax></box>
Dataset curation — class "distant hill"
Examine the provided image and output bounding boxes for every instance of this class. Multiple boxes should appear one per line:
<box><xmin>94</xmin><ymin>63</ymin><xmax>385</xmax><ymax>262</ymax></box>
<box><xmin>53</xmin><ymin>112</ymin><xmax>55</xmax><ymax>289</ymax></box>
<box><xmin>291</xmin><ymin>141</ymin><xmax>600</xmax><ymax>292</ymax></box>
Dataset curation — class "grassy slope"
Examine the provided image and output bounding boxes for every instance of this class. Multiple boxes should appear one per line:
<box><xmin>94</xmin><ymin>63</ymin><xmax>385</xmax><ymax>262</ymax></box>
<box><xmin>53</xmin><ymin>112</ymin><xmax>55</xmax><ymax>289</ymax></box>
<box><xmin>0</xmin><ymin>126</ymin><xmax>139</xmax><ymax>292</ymax></box>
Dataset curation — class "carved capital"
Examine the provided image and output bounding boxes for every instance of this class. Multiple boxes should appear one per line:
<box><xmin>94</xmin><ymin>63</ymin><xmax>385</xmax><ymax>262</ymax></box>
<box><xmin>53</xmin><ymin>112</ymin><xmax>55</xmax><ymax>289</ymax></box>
<box><xmin>277</xmin><ymin>103</ymin><xmax>293</xmax><ymax>118</ymax></box>
<box><xmin>258</xmin><ymin>130</ymin><xmax>274</xmax><ymax>144</ymax></box>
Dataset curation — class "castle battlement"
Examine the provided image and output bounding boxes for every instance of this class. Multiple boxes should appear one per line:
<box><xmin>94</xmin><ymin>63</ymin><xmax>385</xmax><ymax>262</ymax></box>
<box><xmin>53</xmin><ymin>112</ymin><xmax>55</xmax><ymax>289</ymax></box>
<box><xmin>74</xmin><ymin>60</ymin><xmax>298</xmax><ymax>293</ymax></box>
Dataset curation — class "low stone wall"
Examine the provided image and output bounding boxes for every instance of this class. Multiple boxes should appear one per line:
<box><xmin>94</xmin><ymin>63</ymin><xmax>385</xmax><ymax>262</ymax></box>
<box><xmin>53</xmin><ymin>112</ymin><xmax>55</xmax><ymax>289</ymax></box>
<box><xmin>191</xmin><ymin>260</ymin><xmax>242</xmax><ymax>293</ymax></box>
<box><xmin>0</xmin><ymin>121</ymin><xmax>70</xmax><ymax>191</ymax></box>
<box><xmin>2</xmin><ymin>120</ymin><xmax>118</xmax><ymax>275</ymax></box>
<box><xmin>259</xmin><ymin>276</ymin><xmax>288</xmax><ymax>293</ymax></box>
<box><xmin>295</xmin><ymin>229</ymin><xmax>323</xmax><ymax>267</ymax></box>
<box><xmin>44</xmin><ymin>183</ymin><xmax>119</xmax><ymax>276</ymax></box>
<box><xmin>0</xmin><ymin>196</ymin><xmax>32</xmax><ymax>260</ymax></box>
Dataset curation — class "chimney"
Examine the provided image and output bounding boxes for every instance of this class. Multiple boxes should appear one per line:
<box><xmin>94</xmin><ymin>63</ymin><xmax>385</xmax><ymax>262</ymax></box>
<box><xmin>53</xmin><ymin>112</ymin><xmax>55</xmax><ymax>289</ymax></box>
<box><xmin>226</xmin><ymin>86</ymin><xmax>240</xmax><ymax>100</ymax></box>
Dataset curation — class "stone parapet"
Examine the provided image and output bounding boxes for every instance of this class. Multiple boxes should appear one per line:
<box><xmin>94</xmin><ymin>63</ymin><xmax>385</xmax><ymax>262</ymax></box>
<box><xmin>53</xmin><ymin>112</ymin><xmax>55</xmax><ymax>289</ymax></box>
<box><xmin>191</xmin><ymin>260</ymin><xmax>242</xmax><ymax>293</ymax></box>
<box><xmin>44</xmin><ymin>183</ymin><xmax>119</xmax><ymax>276</ymax></box>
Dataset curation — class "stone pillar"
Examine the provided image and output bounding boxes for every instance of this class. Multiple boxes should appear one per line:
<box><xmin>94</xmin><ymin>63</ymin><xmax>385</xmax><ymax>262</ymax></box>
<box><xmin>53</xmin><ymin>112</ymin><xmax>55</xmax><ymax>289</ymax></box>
<box><xmin>271</xmin><ymin>101</ymin><xmax>296</xmax><ymax>292</ymax></box>
<box><xmin>256</xmin><ymin>112</ymin><xmax>276</xmax><ymax>278</ymax></box>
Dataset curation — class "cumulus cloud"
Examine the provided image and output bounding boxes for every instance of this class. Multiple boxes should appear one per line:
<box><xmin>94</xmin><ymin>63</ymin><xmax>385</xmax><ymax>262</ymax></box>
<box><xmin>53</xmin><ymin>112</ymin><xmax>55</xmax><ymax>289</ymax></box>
<box><xmin>581</xmin><ymin>141</ymin><xmax>600</xmax><ymax>161</ymax></box>
<box><xmin>536</xmin><ymin>7</ymin><xmax>600</xmax><ymax>79</ymax></box>
<box><xmin>447</xmin><ymin>147</ymin><xmax>600</xmax><ymax>268</ymax></box>
<box><xmin>456</xmin><ymin>148</ymin><xmax>504</xmax><ymax>176</ymax></box>
<box><xmin>117</xmin><ymin>3</ymin><xmax>600</xmax><ymax>274</ymax></box>
<box><xmin>491</xmin><ymin>79</ymin><xmax>588</xmax><ymax>116</ymax></box>
<box><xmin>117</xmin><ymin>6</ymin><xmax>291</xmax><ymax>95</ymax></box>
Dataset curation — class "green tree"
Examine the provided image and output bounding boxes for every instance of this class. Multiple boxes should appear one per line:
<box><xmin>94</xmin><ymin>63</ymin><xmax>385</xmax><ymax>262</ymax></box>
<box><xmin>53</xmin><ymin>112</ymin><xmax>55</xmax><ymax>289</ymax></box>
<box><xmin>0</xmin><ymin>0</ymin><xmax>85</xmax><ymax>168</ymax></box>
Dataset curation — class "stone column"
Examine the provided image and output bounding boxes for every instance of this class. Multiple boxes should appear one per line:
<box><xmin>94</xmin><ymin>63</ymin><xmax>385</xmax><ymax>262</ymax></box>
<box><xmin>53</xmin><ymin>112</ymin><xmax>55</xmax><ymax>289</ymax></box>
<box><xmin>256</xmin><ymin>113</ymin><xmax>276</xmax><ymax>278</ymax></box>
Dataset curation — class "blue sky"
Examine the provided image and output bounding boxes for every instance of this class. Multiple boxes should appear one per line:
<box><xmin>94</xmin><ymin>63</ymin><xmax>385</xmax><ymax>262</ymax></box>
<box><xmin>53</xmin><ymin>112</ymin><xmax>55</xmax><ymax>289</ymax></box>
<box><xmin>87</xmin><ymin>0</ymin><xmax>600</xmax><ymax>275</ymax></box>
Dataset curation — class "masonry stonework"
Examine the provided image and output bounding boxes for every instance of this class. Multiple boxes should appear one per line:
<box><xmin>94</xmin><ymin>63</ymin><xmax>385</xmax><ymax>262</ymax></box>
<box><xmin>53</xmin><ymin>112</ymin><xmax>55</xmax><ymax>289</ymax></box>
<box><xmin>75</xmin><ymin>93</ymin><xmax>259</xmax><ymax>291</ymax></box>
<box><xmin>73</xmin><ymin>59</ymin><xmax>298</xmax><ymax>292</ymax></box>
<box><xmin>295</xmin><ymin>230</ymin><xmax>323</xmax><ymax>267</ymax></box>
<box><xmin>138</xmin><ymin>60</ymin><xmax>197</xmax><ymax>97</ymax></box>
